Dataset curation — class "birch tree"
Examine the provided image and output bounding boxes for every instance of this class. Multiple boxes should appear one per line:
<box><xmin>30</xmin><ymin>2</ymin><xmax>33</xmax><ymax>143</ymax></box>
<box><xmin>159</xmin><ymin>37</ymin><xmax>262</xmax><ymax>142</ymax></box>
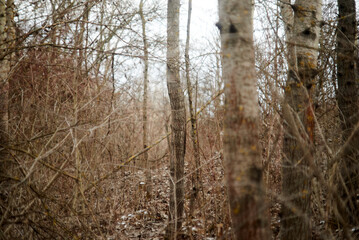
<box><xmin>279</xmin><ymin>0</ymin><xmax>322</xmax><ymax>239</ymax></box>
<box><xmin>335</xmin><ymin>0</ymin><xmax>359</xmax><ymax>227</ymax></box>
<box><xmin>166</xmin><ymin>0</ymin><xmax>186</xmax><ymax>238</ymax></box>
<box><xmin>218</xmin><ymin>0</ymin><xmax>268</xmax><ymax>239</ymax></box>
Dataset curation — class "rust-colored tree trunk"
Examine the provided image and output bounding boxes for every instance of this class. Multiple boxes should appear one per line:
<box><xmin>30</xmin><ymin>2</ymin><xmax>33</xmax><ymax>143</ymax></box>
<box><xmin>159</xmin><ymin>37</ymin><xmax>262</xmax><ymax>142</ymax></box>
<box><xmin>165</xmin><ymin>0</ymin><xmax>186</xmax><ymax>239</ymax></box>
<box><xmin>336</xmin><ymin>0</ymin><xmax>359</xmax><ymax>227</ymax></box>
<box><xmin>218</xmin><ymin>0</ymin><xmax>269</xmax><ymax>239</ymax></box>
<box><xmin>279</xmin><ymin>1</ymin><xmax>322</xmax><ymax>239</ymax></box>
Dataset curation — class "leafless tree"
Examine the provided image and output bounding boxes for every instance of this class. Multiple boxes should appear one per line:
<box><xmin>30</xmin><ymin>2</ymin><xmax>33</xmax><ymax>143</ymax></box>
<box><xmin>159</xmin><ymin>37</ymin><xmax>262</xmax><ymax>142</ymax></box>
<box><xmin>279</xmin><ymin>0</ymin><xmax>322</xmax><ymax>239</ymax></box>
<box><xmin>218</xmin><ymin>0</ymin><xmax>269</xmax><ymax>238</ymax></box>
<box><xmin>335</xmin><ymin>0</ymin><xmax>359</xmax><ymax>231</ymax></box>
<box><xmin>165</xmin><ymin>0</ymin><xmax>186</xmax><ymax>238</ymax></box>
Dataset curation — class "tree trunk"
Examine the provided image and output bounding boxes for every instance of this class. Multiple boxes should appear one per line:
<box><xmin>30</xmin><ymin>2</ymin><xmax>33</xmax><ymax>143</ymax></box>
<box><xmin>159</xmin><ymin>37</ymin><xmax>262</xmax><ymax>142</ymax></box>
<box><xmin>0</xmin><ymin>0</ymin><xmax>15</xmax><ymax>176</ymax></box>
<box><xmin>166</xmin><ymin>0</ymin><xmax>186</xmax><ymax>239</ymax></box>
<box><xmin>0</xmin><ymin>0</ymin><xmax>8</xmax><ymax>176</ymax></box>
<box><xmin>218</xmin><ymin>0</ymin><xmax>269</xmax><ymax>239</ymax></box>
<box><xmin>184</xmin><ymin>0</ymin><xmax>201</xmax><ymax>218</ymax></box>
<box><xmin>139</xmin><ymin>0</ymin><xmax>152</xmax><ymax>199</ymax></box>
<box><xmin>279</xmin><ymin>1</ymin><xmax>322</xmax><ymax>239</ymax></box>
<box><xmin>336</xmin><ymin>0</ymin><xmax>359</xmax><ymax>227</ymax></box>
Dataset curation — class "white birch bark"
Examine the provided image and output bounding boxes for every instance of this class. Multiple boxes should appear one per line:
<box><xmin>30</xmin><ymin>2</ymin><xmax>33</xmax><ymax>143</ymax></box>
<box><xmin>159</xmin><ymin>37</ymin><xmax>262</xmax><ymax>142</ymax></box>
<box><xmin>279</xmin><ymin>0</ymin><xmax>322</xmax><ymax>239</ymax></box>
<box><xmin>218</xmin><ymin>0</ymin><xmax>269</xmax><ymax>239</ymax></box>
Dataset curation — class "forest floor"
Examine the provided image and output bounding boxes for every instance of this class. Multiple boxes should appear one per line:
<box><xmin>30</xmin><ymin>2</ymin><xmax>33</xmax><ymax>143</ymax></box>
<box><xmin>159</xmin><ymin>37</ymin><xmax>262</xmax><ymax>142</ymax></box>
<box><xmin>105</xmin><ymin>152</ymin><xmax>235</xmax><ymax>240</ymax></box>
<box><xmin>104</xmin><ymin>156</ymin><xmax>346</xmax><ymax>240</ymax></box>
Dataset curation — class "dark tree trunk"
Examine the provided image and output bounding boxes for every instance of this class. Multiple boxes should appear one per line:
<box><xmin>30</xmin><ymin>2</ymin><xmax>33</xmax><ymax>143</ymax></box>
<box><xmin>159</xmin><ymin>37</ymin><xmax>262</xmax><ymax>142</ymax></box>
<box><xmin>336</xmin><ymin>0</ymin><xmax>359</xmax><ymax>227</ymax></box>
<box><xmin>165</xmin><ymin>0</ymin><xmax>186</xmax><ymax>239</ymax></box>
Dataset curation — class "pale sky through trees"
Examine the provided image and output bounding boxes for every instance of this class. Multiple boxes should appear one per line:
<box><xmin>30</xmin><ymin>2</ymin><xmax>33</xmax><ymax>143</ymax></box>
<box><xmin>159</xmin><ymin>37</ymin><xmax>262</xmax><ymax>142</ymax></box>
<box><xmin>179</xmin><ymin>0</ymin><xmax>271</xmax><ymax>53</ymax></box>
<box><xmin>185</xmin><ymin>0</ymin><xmax>218</xmax><ymax>43</ymax></box>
